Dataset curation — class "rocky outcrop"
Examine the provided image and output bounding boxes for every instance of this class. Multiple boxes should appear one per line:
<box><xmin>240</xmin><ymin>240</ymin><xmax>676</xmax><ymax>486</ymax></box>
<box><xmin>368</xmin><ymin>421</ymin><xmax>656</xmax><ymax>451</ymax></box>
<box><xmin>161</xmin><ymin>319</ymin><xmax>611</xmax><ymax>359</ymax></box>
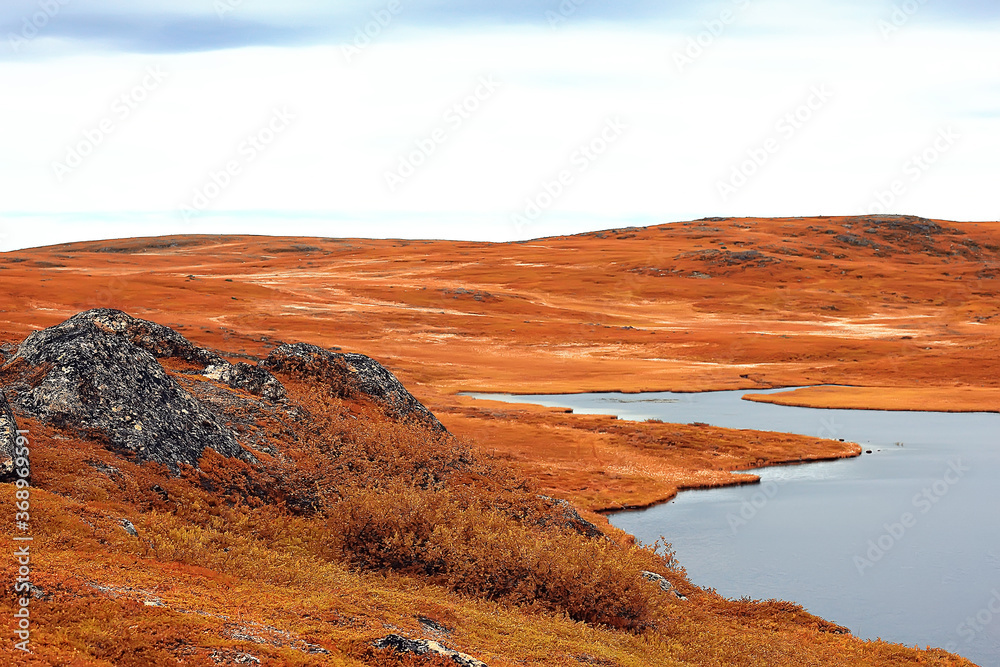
<box><xmin>204</xmin><ymin>362</ymin><xmax>286</xmax><ymax>401</ymax></box>
<box><xmin>0</xmin><ymin>391</ymin><xmax>18</xmax><ymax>482</ymax></box>
<box><xmin>858</xmin><ymin>214</ymin><xmax>945</xmax><ymax>236</ymax></box>
<box><xmin>537</xmin><ymin>495</ymin><xmax>604</xmax><ymax>538</ymax></box>
<box><xmin>372</xmin><ymin>635</ymin><xmax>487</xmax><ymax>667</ymax></box>
<box><xmin>1</xmin><ymin>310</ymin><xmax>251</xmax><ymax>469</ymax></box>
<box><xmin>262</xmin><ymin>343</ymin><xmax>445</xmax><ymax>432</ymax></box>
<box><xmin>641</xmin><ymin>571</ymin><xmax>687</xmax><ymax>601</ymax></box>
<box><xmin>835</xmin><ymin>234</ymin><xmax>882</xmax><ymax>250</ymax></box>
<box><xmin>57</xmin><ymin>308</ymin><xmax>223</xmax><ymax>366</ymax></box>
<box><xmin>0</xmin><ymin>310</ymin><xmax>447</xmax><ymax>471</ymax></box>
<box><xmin>683</xmin><ymin>248</ymin><xmax>781</xmax><ymax>269</ymax></box>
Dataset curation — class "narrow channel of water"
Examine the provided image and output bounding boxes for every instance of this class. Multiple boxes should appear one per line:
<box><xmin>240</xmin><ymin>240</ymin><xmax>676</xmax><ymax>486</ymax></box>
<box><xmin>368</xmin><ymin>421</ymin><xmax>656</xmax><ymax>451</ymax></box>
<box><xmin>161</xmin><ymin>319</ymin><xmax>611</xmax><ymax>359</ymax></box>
<box><xmin>465</xmin><ymin>388</ymin><xmax>1000</xmax><ymax>666</ymax></box>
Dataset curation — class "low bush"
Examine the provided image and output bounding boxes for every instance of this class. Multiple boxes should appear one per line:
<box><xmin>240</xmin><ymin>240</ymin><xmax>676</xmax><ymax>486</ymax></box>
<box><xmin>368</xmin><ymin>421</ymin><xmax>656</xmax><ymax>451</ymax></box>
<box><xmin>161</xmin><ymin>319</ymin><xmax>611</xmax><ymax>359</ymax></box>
<box><xmin>322</xmin><ymin>482</ymin><xmax>668</xmax><ymax>631</ymax></box>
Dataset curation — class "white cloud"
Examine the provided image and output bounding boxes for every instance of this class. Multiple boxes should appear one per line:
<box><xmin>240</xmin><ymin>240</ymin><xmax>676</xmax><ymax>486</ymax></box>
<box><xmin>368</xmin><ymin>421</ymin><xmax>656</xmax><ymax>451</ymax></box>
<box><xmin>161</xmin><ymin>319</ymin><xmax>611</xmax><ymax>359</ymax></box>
<box><xmin>0</xmin><ymin>11</ymin><xmax>998</xmax><ymax>251</ymax></box>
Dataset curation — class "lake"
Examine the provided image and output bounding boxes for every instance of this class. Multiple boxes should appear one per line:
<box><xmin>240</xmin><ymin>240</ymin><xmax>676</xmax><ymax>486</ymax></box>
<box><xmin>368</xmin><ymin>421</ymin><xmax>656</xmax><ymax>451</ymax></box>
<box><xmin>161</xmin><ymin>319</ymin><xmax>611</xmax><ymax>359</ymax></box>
<box><xmin>465</xmin><ymin>388</ymin><xmax>1000</xmax><ymax>666</ymax></box>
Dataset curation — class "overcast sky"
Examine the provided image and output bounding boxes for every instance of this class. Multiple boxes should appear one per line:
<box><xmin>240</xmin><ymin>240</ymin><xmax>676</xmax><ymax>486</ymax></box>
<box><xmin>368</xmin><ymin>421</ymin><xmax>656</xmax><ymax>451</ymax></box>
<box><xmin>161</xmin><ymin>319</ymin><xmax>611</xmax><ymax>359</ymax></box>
<box><xmin>1</xmin><ymin>0</ymin><xmax>998</xmax><ymax>250</ymax></box>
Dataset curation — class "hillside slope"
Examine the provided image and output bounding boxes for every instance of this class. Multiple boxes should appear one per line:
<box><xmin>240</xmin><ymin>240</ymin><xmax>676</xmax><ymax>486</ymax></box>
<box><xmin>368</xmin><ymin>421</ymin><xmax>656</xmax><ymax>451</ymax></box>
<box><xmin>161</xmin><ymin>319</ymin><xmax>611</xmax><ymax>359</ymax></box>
<box><xmin>2</xmin><ymin>215</ymin><xmax>994</xmax><ymax>665</ymax></box>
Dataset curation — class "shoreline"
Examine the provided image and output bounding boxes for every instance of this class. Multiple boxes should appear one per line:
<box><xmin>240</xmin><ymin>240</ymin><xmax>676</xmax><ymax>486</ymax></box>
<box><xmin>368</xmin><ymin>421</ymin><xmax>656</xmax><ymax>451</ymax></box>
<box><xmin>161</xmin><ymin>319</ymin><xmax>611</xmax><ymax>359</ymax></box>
<box><xmin>598</xmin><ymin>448</ymin><xmax>865</xmax><ymax>513</ymax></box>
<box><xmin>742</xmin><ymin>385</ymin><xmax>1000</xmax><ymax>414</ymax></box>
<box><xmin>460</xmin><ymin>384</ymin><xmax>1000</xmax><ymax>414</ymax></box>
<box><xmin>456</xmin><ymin>390</ymin><xmax>865</xmax><ymax>515</ymax></box>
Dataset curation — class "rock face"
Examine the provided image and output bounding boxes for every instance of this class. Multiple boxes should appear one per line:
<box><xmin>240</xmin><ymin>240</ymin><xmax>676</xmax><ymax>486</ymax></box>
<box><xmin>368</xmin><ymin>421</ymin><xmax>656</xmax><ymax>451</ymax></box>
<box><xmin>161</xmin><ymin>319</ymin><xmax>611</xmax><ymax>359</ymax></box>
<box><xmin>262</xmin><ymin>343</ymin><xmax>446</xmax><ymax>432</ymax></box>
<box><xmin>0</xmin><ymin>391</ymin><xmax>19</xmax><ymax>482</ymax></box>
<box><xmin>372</xmin><ymin>635</ymin><xmax>487</xmax><ymax>667</ymax></box>
<box><xmin>1</xmin><ymin>310</ymin><xmax>250</xmax><ymax>469</ymax></box>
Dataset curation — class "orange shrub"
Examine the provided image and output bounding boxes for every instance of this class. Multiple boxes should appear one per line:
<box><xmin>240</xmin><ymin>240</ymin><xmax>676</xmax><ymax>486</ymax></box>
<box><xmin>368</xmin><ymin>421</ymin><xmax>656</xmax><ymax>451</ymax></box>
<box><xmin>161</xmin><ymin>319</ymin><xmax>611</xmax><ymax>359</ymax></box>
<box><xmin>321</xmin><ymin>482</ymin><xmax>668</xmax><ymax>631</ymax></box>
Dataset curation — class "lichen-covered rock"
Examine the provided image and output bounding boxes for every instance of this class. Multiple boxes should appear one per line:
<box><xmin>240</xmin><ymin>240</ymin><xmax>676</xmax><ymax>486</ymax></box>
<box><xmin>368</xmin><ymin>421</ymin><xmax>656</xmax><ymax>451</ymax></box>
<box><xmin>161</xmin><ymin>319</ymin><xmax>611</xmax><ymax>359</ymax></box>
<box><xmin>641</xmin><ymin>571</ymin><xmax>687</xmax><ymax>600</ymax></box>
<box><xmin>52</xmin><ymin>309</ymin><xmax>223</xmax><ymax>365</ymax></box>
<box><xmin>262</xmin><ymin>343</ymin><xmax>445</xmax><ymax>432</ymax></box>
<box><xmin>373</xmin><ymin>635</ymin><xmax>487</xmax><ymax>667</ymax></box>
<box><xmin>537</xmin><ymin>495</ymin><xmax>604</xmax><ymax>538</ymax></box>
<box><xmin>858</xmin><ymin>214</ymin><xmax>944</xmax><ymax>236</ymax></box>
<box><xmin>204</xmin><ymin>362</ymin><xmax>286</xmax><ymax>401</ymax></box>
<box><xmin>0</xmin><ymin>391</ymin><xmax>18</xmax><ymax>482</ymax></box>
<box><xmin>2</xmin><ymin>312</ymin><xmax>250</xmax><ymax>470</ymax></box>
<box><xmin>0</xmin><ymin>310</ymin><xmax>444</xmax><ymax>472</ymax></box>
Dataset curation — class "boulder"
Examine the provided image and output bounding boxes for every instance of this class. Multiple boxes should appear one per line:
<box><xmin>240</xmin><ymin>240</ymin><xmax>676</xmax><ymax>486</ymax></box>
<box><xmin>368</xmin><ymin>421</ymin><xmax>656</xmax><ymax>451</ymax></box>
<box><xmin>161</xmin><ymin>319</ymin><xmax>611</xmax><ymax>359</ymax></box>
<box><xmin>1</xmin><ymin>310</ymin><xmax>251</xmax><ymax>470</ymax></box>
<box><xmin>373</xmin><ymin>635</ymin><xmax>487</xmax><ymax>667</ymax></box>
<box><xmin>203</xmin><ymin>362</ymin><xmax>286</xmax><ymax>401</ymax></box>
<box><xmin>262</xmin><ymin>343</ymin><xmax>445</xmax><ymax>432</ymax></box>
<box><xmin>0</xmin><ymin>310</ymin><xmax>446</xmax><ymax>472</ymax></box>
<box><xmin>537</xmin><ymin>495</ymin><xmax>604</xmax><ymax>538</ymax></box>
<box><xmin>120</xmin><ymin>519</ymin><xmax>139</xmax><ymax>537</ymax></box>
<box><xmin>641</xmin><ymin>571</ymin><xmax>687</xmax><ymax>600</ymax></box>
<box><xmin>56</xmin><ymin>308</ymin><xmax>223</xmax><ymax>366</ymax></box>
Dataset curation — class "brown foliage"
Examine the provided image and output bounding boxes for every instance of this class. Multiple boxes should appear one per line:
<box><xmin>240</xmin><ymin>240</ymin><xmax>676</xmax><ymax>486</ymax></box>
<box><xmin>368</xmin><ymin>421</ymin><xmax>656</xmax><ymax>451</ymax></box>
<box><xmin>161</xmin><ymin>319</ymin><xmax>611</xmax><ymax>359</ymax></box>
<box><xmin>322</xmin><ymin>482</ymin><xmax>668</xmax><ymax>630</ymax></box>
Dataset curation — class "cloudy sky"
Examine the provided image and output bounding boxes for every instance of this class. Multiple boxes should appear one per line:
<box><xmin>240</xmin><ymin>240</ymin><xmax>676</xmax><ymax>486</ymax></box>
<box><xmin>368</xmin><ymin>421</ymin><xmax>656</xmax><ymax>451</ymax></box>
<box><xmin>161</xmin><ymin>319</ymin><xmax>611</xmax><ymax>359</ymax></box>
<box><xmin>1</xmin><ymin>0</ymin><xmax>998</xmax><ymax>250</ymax></box>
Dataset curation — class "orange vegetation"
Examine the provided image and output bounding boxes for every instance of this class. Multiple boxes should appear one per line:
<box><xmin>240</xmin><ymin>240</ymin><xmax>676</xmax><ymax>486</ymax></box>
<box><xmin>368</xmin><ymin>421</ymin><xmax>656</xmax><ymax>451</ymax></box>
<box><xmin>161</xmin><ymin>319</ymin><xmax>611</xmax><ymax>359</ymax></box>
<box><xmin>1</xmin><ymin>214</ymin><xmax>995</xmax><ymax>665</ymax></box>
<box><xmin>440</xmin><ymin>399</ymin><xmax>858</xmax><ymax>513</ymax></box>
<box><xmin>744</xmin><ymin>385</ymin><xmax>1000</xmax><ymax>413</ymax></box>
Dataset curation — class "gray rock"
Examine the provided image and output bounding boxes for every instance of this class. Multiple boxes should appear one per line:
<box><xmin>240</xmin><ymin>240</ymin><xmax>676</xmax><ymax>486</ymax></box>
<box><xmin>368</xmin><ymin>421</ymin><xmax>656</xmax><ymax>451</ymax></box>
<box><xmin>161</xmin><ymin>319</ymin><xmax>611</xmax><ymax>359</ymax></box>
<box><xmin>641</xmin><ymin>571</ymin><xmax>687</xmax><ymax>600</ymax></box>
<box><xmin>835</xmin><ymin>234</ymin><xmax>880</xmax><ymax>250</ymax></box>
<box><xmin>210</xmin><ymin>651</ymin><xmax>261</xmax><ymax>666</ymax></box>
<box><xmin>120</xmin><ymin>519</ymin><xmax>139</xmax><ymax>537</ymax></box>
<box><xmin>56</xmin><ymin>309</ymin><xmax>223</xmax><ymax>366</ymax></box>
<box><xmin>27</xmin><ymin>583</ymin><xmax>49</xmax><ymax>600</ymax></box>
<box><xmin>0</xmin><ymin>310</ymin><xmax>446</xmax><ymax>475</ymax></box>
<box><xmin>262</xmin><ymin>343</ymin><xmax>445</xmax><ymax>432</ymax></box>
<box><xmin>2</xmin><ymin>310</ymin><xmax>251</xmax><ymax>470</ymax></box>
<box><xmin>0</xmin><ymin>391</ymin><xmax>18</xmax><ymax>482</ymax></box>
<box><xmin>203</xmin><ymin>362</ymin><xmax>286</xmax><ymax>401</ymax></box>
<box><xmin>859</xmin><ymin>214</ymin><xmax>944</xmax><ymax>236</ymax></box>
<box><xmin>537</xmin><ymin>495</ymin><xmax>604</xmax><ymax>538</ymax></box>
<box><xmin>417</xmin><ymin>616</ymin><xmax>450</xmax><ymax>635</ymax></box>
<box><xmin>373</xmin><ymin>635</ymin><xmax>487</xmax><ymax>667</ymax></box>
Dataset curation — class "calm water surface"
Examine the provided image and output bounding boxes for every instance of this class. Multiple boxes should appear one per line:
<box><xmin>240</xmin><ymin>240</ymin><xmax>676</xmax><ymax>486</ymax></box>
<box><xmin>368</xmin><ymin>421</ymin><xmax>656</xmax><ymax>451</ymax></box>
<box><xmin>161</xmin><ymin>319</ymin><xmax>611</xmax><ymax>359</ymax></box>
<box><xmin>466</xmin><ymin>388</ymin><xmax>1000</xmax><ymax>666</ymax></box>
